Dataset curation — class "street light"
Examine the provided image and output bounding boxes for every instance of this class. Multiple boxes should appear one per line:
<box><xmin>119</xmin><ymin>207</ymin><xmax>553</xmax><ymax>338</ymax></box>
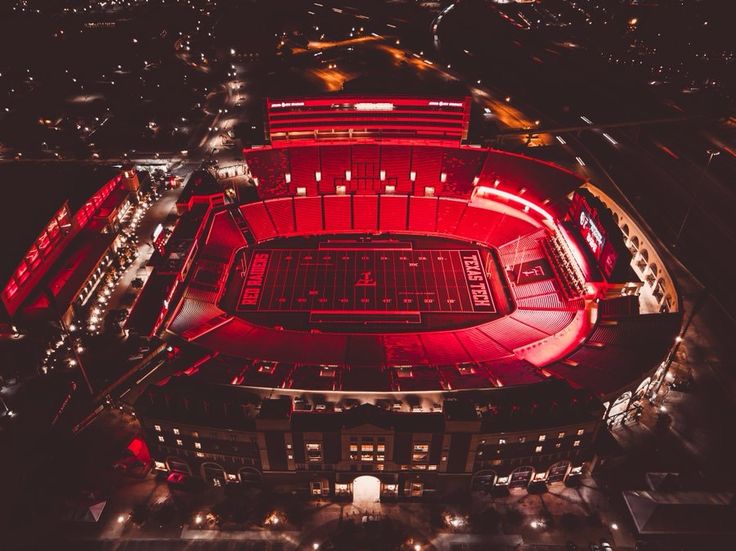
<box><xmin>674</xmin><ymin>149</ymin><xmax>720</xmax><ymax>247</ymax></box>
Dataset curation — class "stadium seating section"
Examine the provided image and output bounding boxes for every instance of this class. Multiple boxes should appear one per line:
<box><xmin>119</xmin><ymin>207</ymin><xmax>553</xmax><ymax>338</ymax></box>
<box><xmin>237</xmin><ymin>195</ymin><xmax>545</xmax><ymax>248</ymax></box>
<box><xmin>244</xmin><ymin>144</ymin><xmax>581</xmax><ymax>209</ymax></box>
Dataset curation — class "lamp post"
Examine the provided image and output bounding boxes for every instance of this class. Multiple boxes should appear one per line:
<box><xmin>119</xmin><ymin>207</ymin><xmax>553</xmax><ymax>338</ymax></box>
<box><xmin>674</xmin><ymin>149</ymin><xmax>720</xmax><ymax>247</ymax></box>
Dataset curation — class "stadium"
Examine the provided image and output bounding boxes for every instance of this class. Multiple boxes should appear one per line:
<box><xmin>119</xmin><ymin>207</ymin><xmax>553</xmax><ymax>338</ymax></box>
<box><xmin>133</xmin><ymin>97</ymin><xmax>682</xmax><ymax>501</ymax></box>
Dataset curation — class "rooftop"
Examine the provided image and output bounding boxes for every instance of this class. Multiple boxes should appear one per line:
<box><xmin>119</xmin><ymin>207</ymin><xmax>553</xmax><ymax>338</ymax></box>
<box><xmin>0</xmin><ymin>164</ymin><xmax>118</xmax><ymax>287</ymax></box>
<box><xmin>623</xmin><ymin>490</ymin><xmax>736</xmax><ymax>535</ymax></box>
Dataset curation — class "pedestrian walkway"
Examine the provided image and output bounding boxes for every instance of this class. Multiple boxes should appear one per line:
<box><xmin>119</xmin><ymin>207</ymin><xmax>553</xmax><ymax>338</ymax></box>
<box><xmin>432</xmin><ymin>533</ymin><xmax>523</xmax><ymax>551</ymax></box>
<box><xmin>181</xmin><ymin>525</ymin><xmax>299</xmax><ymax>546</ymax></box>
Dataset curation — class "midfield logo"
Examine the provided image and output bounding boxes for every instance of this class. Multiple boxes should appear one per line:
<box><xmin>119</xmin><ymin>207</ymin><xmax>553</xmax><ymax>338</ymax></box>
<box><xmin>355</xmin><ymin>271</ymin><xmax>377</xmax><ymax>287</ymax></box>
<box><xmin>521</xmin><ymin>266</ymin><xmax>545</xmax><ymax>277</ymax></box>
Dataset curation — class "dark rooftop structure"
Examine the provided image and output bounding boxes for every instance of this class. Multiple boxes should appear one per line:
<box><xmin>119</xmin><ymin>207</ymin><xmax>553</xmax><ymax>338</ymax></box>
<box><xmin>623</xmin><ymin>490</ymin><xmax>736</xmax><ymax>536</ymax></box>
<box><xmin>0</xmin><ymin>164</ymin><xmax>118</xmax><ymax>289</ymax></box>
<box><xmin>176</xmin><ymin>170</ymin><xmax>221</xmax><ymax>212</ymax></box>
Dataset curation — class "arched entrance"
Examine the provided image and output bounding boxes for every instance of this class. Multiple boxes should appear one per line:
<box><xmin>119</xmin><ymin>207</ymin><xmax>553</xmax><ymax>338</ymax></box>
<box><xmin>547</xmin><ymin>461</ymin><xmax>571</xmax><ymax>483</ymax></box>
<box><xmin>352</xmin><ymin>475</ymin><xmax>381</xmax><ymax>504</ymax></box>
<box><xmin>201</xmin><ymin>462</ymin><xmax>226</xmax><ymax>487</ymax></box>
<box><xmin>167</xmin><ymin>457</ymin><xmax>191</xmax><ymax>474</ymax></box>
<box><xmin>509</xmin><ymin>466</ymin><xmax>534</xmax><ymax>489</ymax></box>
<box><xmin>238</xmin><ymin>466</ymin><xmax>262</xmax><ymax>485</ymax></box>
<box><xmin>607</xmin><ymin>391</ymin><xmax>632</xmax><ymax>424</ymax></box>
<box><xmin>471</xmin><ymin>470</ymin><xmax>497</xmax><ymax>491</ymax></box>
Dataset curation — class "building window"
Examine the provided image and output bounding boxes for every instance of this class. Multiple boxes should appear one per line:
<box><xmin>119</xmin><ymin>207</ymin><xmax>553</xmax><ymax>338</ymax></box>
<box><xmin>361</xmin><ymin>454</ymin><xmax>374</xmax><ymax>462</ymax></box>
<box><xmin>306</xmin><ymin>442</ymin><xmax>322</xmax><ymax>462</ymax></box>
<box><xmin>558</xmin><ymin>432</ymin><xmax>565</xmax><ymax>439</ymax></box>
<box><xmin>573</xmin><ymin>440</ymin><xmax>581</xmax><ymax>447</ymax></box>
<box><xmin>377</xmin><ymin>444</ymin><xmax>385</xmax><ymax>452</ymax></box>
<box><xmin>311</xmin><ymin>481</ymin><xmax>329</xmax><ymax>496</ymax></box>
<box><xmin>176</xmin><ymin>439</ymin><xmax>183</xmax><ymax>446</ymax></box>
<box><xmin>196</xmin><ymin>452</ymin><xmax>205</xmax><ymax>458</ymax></box>
<box><xmin>395</xmin><ymin>366</ymin><xmax>413</xmax><ymax>378</ymax></box>
<box><xmin>377</xmin><ymin>454</ymin><xmax>385</xmax><ymax>462</ymax></box>
<box><xmin>405</xmin><ymin>481</ymin><xmax>423</xmax><ymax>497</ymax></box>
<box><xmin>193</xmin><ymin>431</ymin><xmax>199</xmax><ymax>438</ymax></box>
<box><xmin>173</xmin><ymin>428</ymin><xmax>180</xmax><ymax>435</ymax></box>
<box><xmin>349</xmin><ymin>444</ymin><xmax>358</xmax><ymax>452</ymax></box>
<box><xmin>577</xmin><ymin>428</ymin><xmax>585</xmax><ymax>436</ymax></box>
<box><xmin>158</xmin><ymin>436</ymin><xmax>165</xmax><ymax>443</ymax></box>
<box><xmin>457</xmin><ymin>363</ymin><xmax>476</xmax><ymax>375</ymax></box>
<box><xmin>412</xmin><ymin>443</ymin><xmax>429</xmax><ymax>463</ymax></box>
<box><xmin>535</xmin><ymin>446</ymin><xmax>543</xmax><ymax>453</ymax></box>
<box><xmin>154</xmin><ymin>424</ymin><xmax>162</xmax><ymax>432</ymax></box>
<box><xmin>319</xmin><ymin>365</ymin><xmax>337</xmax><ymax>378</ymax></box>
<box><xmin>498</xmin><ymin>439</ymin><xmax>506</xmax><ymax>445</ymax></box>
<box><xmin>538</xmin><ymin>435</ymin><xmax>546</xmax><ymax>442</ymax></box>
<box><xmin>195</xmin><ymin>442</ymin><xmax>202</xmax><ymax>449</ymax></box>
<box><xmin>361</xmin><ymin>444</ymin><xmax>374</xmax><ymax>452</ymax></box>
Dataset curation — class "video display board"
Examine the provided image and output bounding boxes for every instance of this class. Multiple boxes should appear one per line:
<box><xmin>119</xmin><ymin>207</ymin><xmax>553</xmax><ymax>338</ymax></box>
<box><xmin>569</xmin><ymin>190</ymin><xmax>619</xmax><ymax>278</ymax></box>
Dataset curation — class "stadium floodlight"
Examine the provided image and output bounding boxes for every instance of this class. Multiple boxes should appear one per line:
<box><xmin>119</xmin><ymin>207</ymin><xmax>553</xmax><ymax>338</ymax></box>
<box><xmin>474</xmin><ymin>185</ymin><xmax>554</xmax><ymax>222</ymax></box>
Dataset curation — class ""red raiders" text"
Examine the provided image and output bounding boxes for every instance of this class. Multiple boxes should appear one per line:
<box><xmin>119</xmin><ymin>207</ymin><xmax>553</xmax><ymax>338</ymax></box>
<box><xmin>241</xmin><ymin>252</ymin><xmax>270</xmax><ymax>307</ymax></box>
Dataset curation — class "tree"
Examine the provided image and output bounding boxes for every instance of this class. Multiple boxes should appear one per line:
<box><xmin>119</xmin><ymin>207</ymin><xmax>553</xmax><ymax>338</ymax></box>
<box><xmin>471</xmin><ymin>507</ymin><xmax>501</xmax><ymax>534</ymax></box>
<box><xmin>560</xmin><ymin>512</ymin><xmax>580</xmax><ymax>531</ymax></box>
<box><xmin>130</xmin><ymin>503</ymin><xmax>150</xmax><ymax>526</ymax></box>
<box><xmin>505</xmin><ymin>507</ymin><xmax>523</xmax><ymax>527</ymax></box>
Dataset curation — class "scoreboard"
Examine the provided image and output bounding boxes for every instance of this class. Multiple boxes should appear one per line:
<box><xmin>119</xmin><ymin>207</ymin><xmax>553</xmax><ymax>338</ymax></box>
<box><xmin>569</xmin><ymin>189</ymin><xmax>628</xmax><ymax>280</ymax></box>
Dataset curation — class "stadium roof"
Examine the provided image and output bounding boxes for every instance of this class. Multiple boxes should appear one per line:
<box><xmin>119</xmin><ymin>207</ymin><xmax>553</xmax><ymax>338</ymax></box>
<box><xmin>0</xmin><ymin>164</ymin><xmax>118</xmax><ymax>287</ymax></box>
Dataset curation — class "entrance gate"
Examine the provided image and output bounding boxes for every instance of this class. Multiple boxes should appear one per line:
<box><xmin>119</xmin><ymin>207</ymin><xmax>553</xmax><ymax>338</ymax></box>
<box><xmin>352</xmin><ymin>475</ymin><xmax>381</xmax><ymax>504</ymax></box>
